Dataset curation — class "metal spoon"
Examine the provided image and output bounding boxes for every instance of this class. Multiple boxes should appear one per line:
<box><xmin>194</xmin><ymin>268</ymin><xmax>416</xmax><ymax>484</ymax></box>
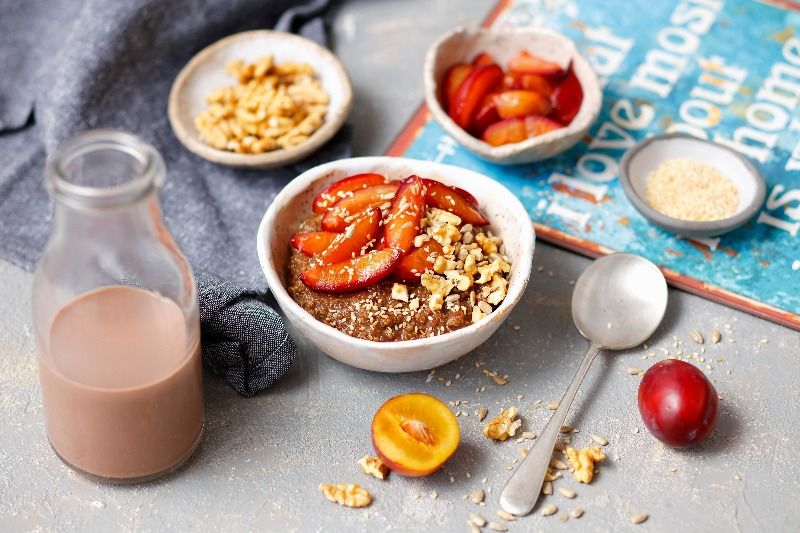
<box><xmin>500</xmin><ymin>253</ymin><xmax>668</xmax><ymax>516</ymax></box>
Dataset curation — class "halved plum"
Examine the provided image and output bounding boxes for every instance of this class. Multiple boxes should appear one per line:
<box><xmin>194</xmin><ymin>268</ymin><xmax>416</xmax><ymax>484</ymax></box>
<box><xmin>318</xmin><ymin>208</ymin><xmax>382</xmax><ymax>265</ymax></box>
<box><xmin>313</xmin><ymin>173</ymin><xmax>388</xmax><ymax>214</ymax></box>
<box><xmin>481</xmin><ymin>115</ymin><xmax>562</xmax><ymax>147</ymax></box>
<box><xmin>300</xmin><ymin>248</ymin><xmax>402</xmax><ymax>293</ymax></box>
<box><xmin>321</xmin><ymin>183</ymin><xmax>400</xmax><ymax>232</ymax></box>
<box><xmin>372</xmin><ymin>393</ymin><xmax>460</xmax><ymax>477</ymax></box>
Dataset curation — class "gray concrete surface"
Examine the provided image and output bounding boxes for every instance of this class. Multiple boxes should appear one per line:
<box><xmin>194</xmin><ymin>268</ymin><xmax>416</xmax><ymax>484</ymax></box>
<box><xmin>2</xmin><ymin>0</ymin><xmax>800</xmax><ymax>531</ymax></box>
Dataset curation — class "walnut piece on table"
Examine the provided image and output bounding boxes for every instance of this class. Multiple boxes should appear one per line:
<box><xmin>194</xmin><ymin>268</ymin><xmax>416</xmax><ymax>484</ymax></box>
<box><xmin>483</xmin><ymin>407</ymin><xmax>521</xmax><ymax>441</ymax></box>
<box><xmin>319</xmin><ymin>482</ymin><xmax>372</xmax><ymax>508</ymax></box>
<box><xmin>565</xmin><ymin>446</ymin><xmax>606</xmax><ymax>483</ymax></box>
<box><xmin>357</xmin><ymin>455</ymin><xmax>389</xmax><ymax>480</ymax></box>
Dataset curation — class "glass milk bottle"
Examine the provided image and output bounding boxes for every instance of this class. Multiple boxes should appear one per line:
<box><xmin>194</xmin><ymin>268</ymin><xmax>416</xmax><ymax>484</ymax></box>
<box><xmin>32</xmin><ymin>130</ymin><xmax>203</xmax><ymax>483</ymax></box>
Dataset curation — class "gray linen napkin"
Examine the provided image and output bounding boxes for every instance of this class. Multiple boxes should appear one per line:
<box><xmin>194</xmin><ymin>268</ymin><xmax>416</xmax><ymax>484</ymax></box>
<box><xmin>0</xmin><ymin>0</ymin><xmax>351</xmax><ymax>395</ymax></box>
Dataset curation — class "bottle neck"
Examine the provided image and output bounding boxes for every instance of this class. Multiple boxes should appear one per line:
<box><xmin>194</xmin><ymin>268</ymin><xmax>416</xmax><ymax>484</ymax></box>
<box><xmin>52</xmin><ymin>194</ymin><xmax>160</xmax><ymax>241</ymax></box>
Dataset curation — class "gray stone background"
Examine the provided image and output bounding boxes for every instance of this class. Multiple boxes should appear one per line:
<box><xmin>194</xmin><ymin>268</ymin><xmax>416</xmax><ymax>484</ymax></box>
<box><xmin>1</xmin><ymin>0</ymin><xmax>799</xmax><ymax>531</ymax></box>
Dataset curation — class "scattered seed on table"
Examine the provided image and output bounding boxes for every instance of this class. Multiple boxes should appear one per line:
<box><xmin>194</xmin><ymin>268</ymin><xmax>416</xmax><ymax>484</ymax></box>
<box><xmin>471</xmin><ymin>489</ymin><xmax>485</xmax><ymax>504</ymax></box>
<box><xmin>591</xmin><ymin>434</ymin><xmax>609</xmax><ymax>446</ymax></box>
<box><xmin>469</xmin><ymin>525</ymin><xmax>481</xmax><ymax>533</ymax></box>
<box><xmin>631</xmin><ymin>512</ymin><xmax>649</xmax><ymax>524</ymax></box>
<box><xmin>550</xmin><ymin>458</ymin><xmax>569</xmax><ymax>470</ymax></box>
<box><xmin>627</xmin><ymin>367</ymin><xmax>643</xmax><ymax>375</ymax></box>
<box><xmin>570</xmin><ymin>507</ymin><xmax>584</xmax><ymax>519</ymax></box>
<box><xmin>711</xmin><ymin>329</ymin><xmax>721</xmax><ymax>343</ymax></box>
<box><xmin>558</xmin><ymin>487</ymin><xmax>576</xmax><ymax>499</ymax></box>
<box><xmin>558</xmin><ymin>513</ymin><xmax>569</xmax><ymax>523</ymax></box>
<box><xmin>429</xmin><ymin>490</ymin><xmax>437</xmax><ymax>499</ymax></box>
<box><xmin>689</xmin><ymin>329</ymin><xmax>704</xmax><ymax>344</ymax></box>
<box><xmin>540</xmin><ymin>504</ymin><xmax>558</xmax><ymax>517</ymax></box>
<box><xmin>547</xmin><ymin>401</ymin><xmax>559</xmax><ymax>410</ymax></box>
<box><xmin>542</xmin><ymin>481</ymin><xmax>553</xmax><ymax>495</ymax></box>
<box><xmin>559</xmin><ymin>425</ymin><xmax>574</xmax><ymax>433</ymax></box>
<box><xmin>496</xmin><ymin>509</ymin><xmax>516</xmax><ymax>522</ymax></box>
<box><xmin>488</xmin><ymin>522</ymin><xmax>508</xmax><ymax>532</ymax></box>
<box><xmin>522</xmin><ymin>431</ymin><xmax>536</xmax><ymax>440</ymax></box>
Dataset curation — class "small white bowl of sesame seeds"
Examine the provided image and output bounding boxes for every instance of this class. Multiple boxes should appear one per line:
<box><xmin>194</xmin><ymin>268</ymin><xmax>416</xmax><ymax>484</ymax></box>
<box><xmin>619</xmin><ymin>134</ymin><xmax>766</xmax><ymax>238</ymax></box>
<box><xmin>256</xmin><ymin>156</ymin><xmax>535</xmax><ymax>373</ymax></box>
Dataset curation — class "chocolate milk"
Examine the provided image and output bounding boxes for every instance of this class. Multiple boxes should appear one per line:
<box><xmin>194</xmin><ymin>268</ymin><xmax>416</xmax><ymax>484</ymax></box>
<box><xmin>38</xmin><ymin>285</ymin><xmax>203</xmax><ymax>481</ymax></box>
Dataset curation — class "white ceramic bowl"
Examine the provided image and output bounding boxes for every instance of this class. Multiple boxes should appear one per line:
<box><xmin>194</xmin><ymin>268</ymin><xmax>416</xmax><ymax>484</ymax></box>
<box><xmin>424</xmin><ymin>27</ymin><xmax>602</xmax><ymax>165</ymax></box>
<box><xmin>257</xmin><ymin>157</ymin><xmax>535</xmax><ymax>372</ymax></box>
<box><xmin>168</xmin><ymin>30</ymin><xmax>352</xmax><ymax>169</ymax></box>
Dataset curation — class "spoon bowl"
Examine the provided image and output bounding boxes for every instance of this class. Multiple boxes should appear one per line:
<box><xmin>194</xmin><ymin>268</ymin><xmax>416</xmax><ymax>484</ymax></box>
<box><xmin>572</xmin><ymin>253</ymin><xmax>668</xmax><ymax>350</ymax></box>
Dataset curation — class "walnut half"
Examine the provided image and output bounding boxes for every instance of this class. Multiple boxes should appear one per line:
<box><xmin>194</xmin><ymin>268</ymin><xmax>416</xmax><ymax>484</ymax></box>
<box><xmin>483</xmin><ymin>407</ymin><xmax>521</xmax><ymax>441</ymax></box>
<box><xmin>319</xmin><ymin>483</ymin><xmax>372</xmax><ymax>508</ymax></box>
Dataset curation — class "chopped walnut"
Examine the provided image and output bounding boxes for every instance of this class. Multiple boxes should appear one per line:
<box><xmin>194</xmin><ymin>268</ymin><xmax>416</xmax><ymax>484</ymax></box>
<box><xmin>475</xmin><ymin>232</ymin><xmax>499</xmax><ymax>255</ymax></box>
<box><xmin>394</xmin><ymin>205</ymin><xmax>512</xmax><ymax>317</ymax></box>
<box><xmin>413</xmin><ymin>234</ymin><xmax>431</xmax><ymax>248</ymax></box>
<box><xmin>357</xmin><ymin>456</ymin><xmax>389</xmax><ymax>480</ymax></box>
<box><xmin>483</xmin><ymin>407</ymin><xmax>521</xmax><ymax>441</ymax></box>
<box><xmin>195</xmin><ymin>55</ymin><xmax>328</xmax><ymax>153</ymax></box>
<box><xmin>421</xmin><ymin>273</ymin><xmax>455</xmax><ymax>304</ymax></box>
<box><xmin>319</xmin><ymin>483</ymin><xmax>372</xmax><ymax>508</ymax></box>
<box><xmin>391</xmin><ymin>283</ymin><xmax>409</xmax><ymax>302</ymax></box>
<box><xmin>428</xmin><ymin>293</ymin><xmax>444</xmax><ymax>311</ymax></box>
<box><xmin>565</xmin><ymin>446</ymin><xmax>606</xmax><ymax>483</ymax></box>
<box><xmin>427</xmin><ymin>207</ymin><xmax>462</xmax><ymax>227</ymax></box>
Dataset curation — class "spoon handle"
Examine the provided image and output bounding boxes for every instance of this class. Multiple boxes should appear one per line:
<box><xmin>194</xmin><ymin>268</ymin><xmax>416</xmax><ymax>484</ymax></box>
<box><xmin>499</xmin><ymin>342</ymin><xmax>602</xmax><ymax>516</ymax></box>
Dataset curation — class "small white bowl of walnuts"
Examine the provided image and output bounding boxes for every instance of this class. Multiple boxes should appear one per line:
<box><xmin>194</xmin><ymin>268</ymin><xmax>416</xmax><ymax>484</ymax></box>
<box><xmin>168</xmin><ymin>30</ymin><xmax>353</xmax><ymax>169</ymax></box>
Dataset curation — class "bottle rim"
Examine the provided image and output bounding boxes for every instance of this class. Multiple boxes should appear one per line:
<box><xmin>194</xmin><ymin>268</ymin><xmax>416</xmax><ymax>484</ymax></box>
<box><xmin>45</xmin><ymin>129</ymin><xmax>166</xmax><ymax>209</ymax></box>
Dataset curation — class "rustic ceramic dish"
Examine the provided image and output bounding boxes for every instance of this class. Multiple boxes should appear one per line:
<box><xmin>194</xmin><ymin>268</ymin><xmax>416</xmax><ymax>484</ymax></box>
<box><xmin>257</xmin><ymin>157</ymin><xmax>535</xmax><ymax>372</ymax></box>
<box><xmin>619</xmin><ymin>134</ymin><xmax>766</xmax><ymax>238</ymax></box>
<box><xmin>424</xmin><ymin>27</ymin><xmax>602</xmax><ymax>165</ymax></box>
<box><xmin>168</xmin><ymin>30</ymin><xmax>352</xmax><ymax>169</ymax></box>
